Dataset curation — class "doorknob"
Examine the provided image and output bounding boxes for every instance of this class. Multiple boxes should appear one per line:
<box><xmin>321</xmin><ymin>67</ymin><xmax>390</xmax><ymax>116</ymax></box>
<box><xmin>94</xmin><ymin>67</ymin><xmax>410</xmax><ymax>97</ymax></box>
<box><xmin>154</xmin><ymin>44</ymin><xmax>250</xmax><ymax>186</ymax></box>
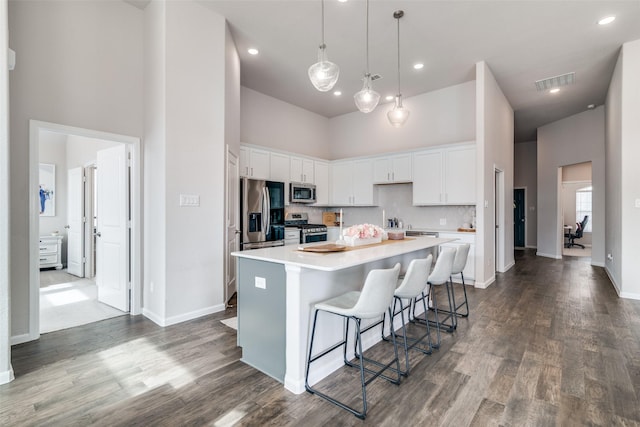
<box><xmin>94</xmin><ymin>232</ymin><xmax>101</xmax><ymax>237</ymax></box>
<box><xmin>235</xmin><ymin>230</ymin><xmax>241</xmax><ymax>235</ymax></box>
<box><xmin>64</xmin><ymin>225</ymin><xmax>70</xmax><ymax>229</ymax></box>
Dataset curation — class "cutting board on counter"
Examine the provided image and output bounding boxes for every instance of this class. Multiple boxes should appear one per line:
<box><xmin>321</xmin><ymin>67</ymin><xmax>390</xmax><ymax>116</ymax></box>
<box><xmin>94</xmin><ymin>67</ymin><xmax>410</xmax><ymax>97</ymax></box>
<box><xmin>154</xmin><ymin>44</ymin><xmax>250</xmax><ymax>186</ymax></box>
<box><xmin>457</xmin><ymin>228</ymin><xmax>476</xmax><ymax>232</ymax></box>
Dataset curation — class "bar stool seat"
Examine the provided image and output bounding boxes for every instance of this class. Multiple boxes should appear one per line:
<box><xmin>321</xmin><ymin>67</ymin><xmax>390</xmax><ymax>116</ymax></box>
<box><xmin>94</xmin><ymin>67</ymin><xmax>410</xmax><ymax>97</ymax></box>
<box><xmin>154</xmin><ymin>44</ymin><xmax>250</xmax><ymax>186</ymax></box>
<box><xmin>305</xmin><ymin>263</ymin><xmax>401</xmax><ymax>419</ymax></box>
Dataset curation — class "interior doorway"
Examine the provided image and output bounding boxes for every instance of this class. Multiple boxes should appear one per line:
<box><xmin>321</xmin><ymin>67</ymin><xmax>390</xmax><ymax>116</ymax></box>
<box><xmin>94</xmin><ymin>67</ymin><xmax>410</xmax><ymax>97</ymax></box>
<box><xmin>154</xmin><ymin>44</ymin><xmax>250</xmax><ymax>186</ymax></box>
<box><xmin>560</xmin><ymin>162</ymin><xmax>592</xmax><ymax>260</ymax></box>
<box><xmin>514</xmin><ymin>188</ymin><xmax>526</xmax><ymax>249</ymax></box>
<box><xmin>28</xmin><ymin>121</ymin><xmax>142</xmax><ymax>342</ymax></box>
<box><xmin>494</xmin><ymin>168</ymin><xmax>505</xmax><ymax>273</ymax></box>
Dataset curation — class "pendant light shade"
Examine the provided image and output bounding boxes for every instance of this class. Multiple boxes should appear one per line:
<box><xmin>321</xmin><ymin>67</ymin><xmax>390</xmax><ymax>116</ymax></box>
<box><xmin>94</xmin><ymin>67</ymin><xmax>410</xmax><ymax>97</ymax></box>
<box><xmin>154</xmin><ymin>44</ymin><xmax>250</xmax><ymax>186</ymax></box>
<box><xmin>354</xmin><ymin>74</ymin><xmax>380</xmax><ymax>113</ymax></box>
<box><xmin>309</xmin><ymin>0</ymin><xmax>339</xmax><ymax>92</ymax></box>
<box><xmin>355</xmin><ymin>0</ymin><xmax>379</xmax><ymax>113</ymax></box>
<box><xmin>387</xmin><ymin>95</ymin><xmax>410</xmax><ymax>127</ymax></box>
<box><xmin>388</xmin><ymin>10</ymin><xmax>410</xmax><ymax>127</ymax></box>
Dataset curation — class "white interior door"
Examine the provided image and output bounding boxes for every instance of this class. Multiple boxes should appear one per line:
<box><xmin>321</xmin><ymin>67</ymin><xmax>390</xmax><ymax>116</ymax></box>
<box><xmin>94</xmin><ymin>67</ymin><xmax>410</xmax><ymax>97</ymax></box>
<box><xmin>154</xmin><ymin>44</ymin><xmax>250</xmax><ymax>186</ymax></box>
<box><xmin>226</xmin><ymin>148</ymin><xmax>239</xmax><ymax>304</ymax></box>
<box><xmin>66</xmin><ymin>167</ymin><xmax>85</xmax><ymax>277</ymax></box>
<box><xmin>96</xmin><ymin>145</ymin><xmax>129</xmax><ymax>312</ymax></box>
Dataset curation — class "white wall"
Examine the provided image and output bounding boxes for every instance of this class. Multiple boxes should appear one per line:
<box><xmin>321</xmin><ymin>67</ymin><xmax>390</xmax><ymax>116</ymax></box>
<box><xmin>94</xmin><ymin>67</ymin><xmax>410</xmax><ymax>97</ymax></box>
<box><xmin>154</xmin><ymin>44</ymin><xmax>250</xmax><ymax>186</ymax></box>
<box><xmin>328</xmin><ymin>81</ymin><xmax>476</xmax><ymax>159</ymax></box>
<box><xmin>605</xmin><ymin>39</ymin><xmax>640</xmax><ymax>298</ymax></box>
<box><xmin>537</xmin><ymin>107</ymin><xmax>605</xmax><ymax>265</ymax></box>
<box><xmin>1</xmin><ymin>0</ymin><xmax>14</xmax><ymax>385</ymax></box>
<box><xmin>241</xmin><ymin>86</ymin><xmax>330</xmax><ymax>159</ymax></box>
<box><xmin>8</xmin><ymin>0</ymin><xmax>144</xmax><ymax>338</ymax></box>
<box><xmin>144</xmin><ymin>1</ymin><xmax>237</xmax><ymax>325</ymax></box>
<box><xmin>38</xmin><ymin>132</ymin><xmax>68</xmax><ymax>241</ymax></box>
<box><xmin>475</xmin><ymin>62</ymin><xmax>515</xmax><ymax>287</ymax></box>
<box><xmin>66</xmin><ymin>135</ymin><xmax>120</xmax><ymax>168</ymax></box>
<box><xmin>514</xmin><ymin>141</ymin><xmax>537</xmax><ymax>248</ymax></box>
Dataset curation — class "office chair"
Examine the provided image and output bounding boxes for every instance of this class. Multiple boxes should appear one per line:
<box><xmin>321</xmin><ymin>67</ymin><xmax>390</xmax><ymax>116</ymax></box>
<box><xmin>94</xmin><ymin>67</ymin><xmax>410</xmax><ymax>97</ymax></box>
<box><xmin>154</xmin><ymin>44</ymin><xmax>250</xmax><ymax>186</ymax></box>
<box><xmin>566</xmin><ymin>215</ymin><xmax>589</xmax><ymax>249</ymax></box>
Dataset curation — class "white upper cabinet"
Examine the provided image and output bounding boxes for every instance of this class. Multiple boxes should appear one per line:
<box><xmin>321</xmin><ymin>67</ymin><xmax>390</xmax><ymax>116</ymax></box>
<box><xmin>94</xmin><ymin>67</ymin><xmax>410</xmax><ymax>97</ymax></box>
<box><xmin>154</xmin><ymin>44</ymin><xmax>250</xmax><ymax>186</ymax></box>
<box><xmin>373</xmin><ymin>154</ymin><xmax>412</xmax><ymax>184</ymax></box>
<box><xmin>239</xmin><ymin>146</ymin><xmax>270</xmax><ymax>179</ymax></box>
<box><xmin>413</xmin><ymin>144</ymin><xmax>476</xmax><ymax>205</ymax></box>
<box><xmin>269</xmin><ymin>152</ymin><xmax>291</xmax><ymax>204</ymax></box>
<box><xmin>290</xmin><ymin>156</ymin><xmax>314</xmax><ymax>184</ymax></box>
<box><xmin>330</xmin><ymin>159</ymin><xmax>375</xmax><ymax>206</ymax></box>
<box><xmin>314</xmin><ymin>161</ymin><xmax>329</xmax><ymax>206</ymax></box>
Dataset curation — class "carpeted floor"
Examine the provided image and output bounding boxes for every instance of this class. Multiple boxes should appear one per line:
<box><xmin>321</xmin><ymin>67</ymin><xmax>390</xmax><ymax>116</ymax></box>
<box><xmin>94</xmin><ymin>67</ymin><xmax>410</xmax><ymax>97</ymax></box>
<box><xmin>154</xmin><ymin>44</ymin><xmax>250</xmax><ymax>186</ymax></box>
<box><xmin>563</xmin><ymin>245</ymin><xmax>592</xmax><ymax>258</ymax></box>
<box><xmin>40</xmin><ymin>279</ymin><xmax>126</xmax><ymax>334</ymax></box>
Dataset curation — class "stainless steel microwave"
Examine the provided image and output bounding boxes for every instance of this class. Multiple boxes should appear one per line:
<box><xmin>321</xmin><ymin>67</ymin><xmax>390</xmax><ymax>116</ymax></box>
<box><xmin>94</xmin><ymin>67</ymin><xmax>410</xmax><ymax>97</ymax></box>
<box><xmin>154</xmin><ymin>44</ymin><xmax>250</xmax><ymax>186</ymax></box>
<box><xmin>290</xmin><ymin>182</ymin><xmax>316</xmax><ymax>203</ymax></box>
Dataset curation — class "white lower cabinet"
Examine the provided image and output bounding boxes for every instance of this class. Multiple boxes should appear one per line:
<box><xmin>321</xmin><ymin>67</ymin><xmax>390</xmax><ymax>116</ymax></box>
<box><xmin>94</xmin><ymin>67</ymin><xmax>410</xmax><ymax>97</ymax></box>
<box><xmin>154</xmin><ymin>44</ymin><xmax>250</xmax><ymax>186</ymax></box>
<box><xmin>439</xmin><ymin>232</ymin><xmax>475</xmax><ymax>283</ymax></box>
<box><xmin>39</xmin><ymin>235</ymin><xmax>63</xmax><ymax>270</ymax></box>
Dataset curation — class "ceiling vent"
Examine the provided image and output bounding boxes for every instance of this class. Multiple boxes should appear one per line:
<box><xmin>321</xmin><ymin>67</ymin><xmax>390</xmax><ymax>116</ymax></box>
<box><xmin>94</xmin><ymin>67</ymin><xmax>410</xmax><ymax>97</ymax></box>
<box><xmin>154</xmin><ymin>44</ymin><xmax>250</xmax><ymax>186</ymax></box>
<box><xmin>535</xmin><ymin>72</ymin><xmax>575</xmax><ymax>91</ymax></box>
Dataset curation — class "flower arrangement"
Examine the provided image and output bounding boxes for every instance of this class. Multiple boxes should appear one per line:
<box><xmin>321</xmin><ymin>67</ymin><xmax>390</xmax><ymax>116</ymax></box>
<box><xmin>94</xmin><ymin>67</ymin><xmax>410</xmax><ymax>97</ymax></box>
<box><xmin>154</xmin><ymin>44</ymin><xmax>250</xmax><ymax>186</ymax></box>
<box><xmin>342</xmin><ymin>224</ymin><xmax>387</xmax><ymax>246</ymax></box>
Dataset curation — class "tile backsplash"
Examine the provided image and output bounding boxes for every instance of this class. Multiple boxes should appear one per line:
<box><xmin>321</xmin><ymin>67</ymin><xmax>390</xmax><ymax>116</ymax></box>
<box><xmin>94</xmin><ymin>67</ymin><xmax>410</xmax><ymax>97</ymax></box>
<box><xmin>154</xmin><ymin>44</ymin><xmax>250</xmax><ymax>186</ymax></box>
<box><xmin>285</xmin><ymin>183</ymin><xmax>476</xmax><ymax>230</ymax></box>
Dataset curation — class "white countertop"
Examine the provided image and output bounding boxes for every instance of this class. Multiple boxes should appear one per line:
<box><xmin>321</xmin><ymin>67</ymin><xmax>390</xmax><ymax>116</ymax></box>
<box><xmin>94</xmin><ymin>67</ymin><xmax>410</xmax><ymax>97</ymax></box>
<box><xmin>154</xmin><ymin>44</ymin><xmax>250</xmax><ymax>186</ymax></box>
<box><xmin>232</xmin><ymin>236</ymin><xmax>455</xmax><ymax>272</ymax></box>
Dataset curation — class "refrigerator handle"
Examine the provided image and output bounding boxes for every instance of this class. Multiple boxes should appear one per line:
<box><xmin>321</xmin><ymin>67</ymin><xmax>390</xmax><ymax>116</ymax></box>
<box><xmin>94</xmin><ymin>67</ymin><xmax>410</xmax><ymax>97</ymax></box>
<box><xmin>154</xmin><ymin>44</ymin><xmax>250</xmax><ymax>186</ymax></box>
<box><xmin>265</xmin><ymin>187</ymin><xmax>271</xmax><ymax>233</ymax></box>
<box><xmin>261</xmin><ymin>188</ymin><xmax>268</xmax><ymax>233</ymax></box>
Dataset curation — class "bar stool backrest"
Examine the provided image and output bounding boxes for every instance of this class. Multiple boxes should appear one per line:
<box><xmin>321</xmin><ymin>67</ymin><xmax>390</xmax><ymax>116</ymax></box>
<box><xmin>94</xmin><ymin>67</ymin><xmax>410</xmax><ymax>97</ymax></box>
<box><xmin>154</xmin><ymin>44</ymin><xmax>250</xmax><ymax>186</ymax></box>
<box><xmin>352</xmin><ymin>263</ymin><xmax>401</xmax><ymax>319</ymax></box>
<box><xmin>428</xmin><ymin>247</ymin><xmax>456</xmax><ymax>285</ymax></box>
<box><xmin>395</xmin><ymin>255</ymin><xmax>433</xmax><ymax>299</ymax></box>
<box><xmin>451</xmin><ymin>244</ymin><xmax>471</xmax><ymax>275</ymax></box>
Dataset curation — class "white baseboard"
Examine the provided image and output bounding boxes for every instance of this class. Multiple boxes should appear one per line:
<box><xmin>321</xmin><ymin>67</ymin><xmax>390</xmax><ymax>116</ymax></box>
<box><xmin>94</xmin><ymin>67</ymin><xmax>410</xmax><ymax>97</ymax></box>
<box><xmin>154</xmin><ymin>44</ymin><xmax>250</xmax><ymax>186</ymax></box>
<box><xmin>605</xmin><ymin>267</ymin><xmax>621</xmax><ymax>296</ymax></box>
<box><xmin>474</xmin><ymin>276</ymin><xmax>495</xmax><ymax>289</ymax></box>
<box><xmin>525</xmin><ymin>245</ymin><xmax>537</xmax><ymax>249</ymax></box>
<box><xmin>10</xmin><ymin>332</ymin><xmax>37</xmax><ymax>346</ymax></box>
<box><xmin>143</xmin><ymin>304</ymin><xmax>226</xmax><ymax>327</ymax></box>
<box><xmin>536</xmin><ymin>252</ymin><xmax>561</xmax><ymax>260</ymax></box>
<box><xmin>500</xmin><ymin>260</ymin><xmax>515</xmax><ymax>273</ymax></box>
<box><xmin>591</xmin><ymin>261</ymin><xmax>605</xmax><ymax>267</ymax></box>
<box><xmin>0</xmin><ymin>366</ymin><xmax>14</xmax><ymax>385</ymax></box>
<box><xmin>604</xmin><ymin>267</ymin><xmax>640</xmax><ymax>300</ymax></box>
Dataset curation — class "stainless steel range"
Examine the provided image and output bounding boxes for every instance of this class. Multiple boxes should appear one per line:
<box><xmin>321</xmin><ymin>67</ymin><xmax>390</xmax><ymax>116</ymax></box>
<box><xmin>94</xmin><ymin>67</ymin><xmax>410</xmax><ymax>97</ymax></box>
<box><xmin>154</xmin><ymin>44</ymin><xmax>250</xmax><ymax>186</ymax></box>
<box><xmin>284</xmin><ymin>213</ymin><xmax>328</xmax><ymax>244</ymax></box>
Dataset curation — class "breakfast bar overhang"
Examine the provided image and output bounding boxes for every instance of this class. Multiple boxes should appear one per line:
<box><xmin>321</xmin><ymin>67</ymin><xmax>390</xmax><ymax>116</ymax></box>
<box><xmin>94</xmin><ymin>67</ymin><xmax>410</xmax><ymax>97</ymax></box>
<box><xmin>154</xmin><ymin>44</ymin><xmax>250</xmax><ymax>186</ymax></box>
<box><xmin>231</xmin><ymin>236</ymin><xmax>454</xmax><ymax>394</ymax></box>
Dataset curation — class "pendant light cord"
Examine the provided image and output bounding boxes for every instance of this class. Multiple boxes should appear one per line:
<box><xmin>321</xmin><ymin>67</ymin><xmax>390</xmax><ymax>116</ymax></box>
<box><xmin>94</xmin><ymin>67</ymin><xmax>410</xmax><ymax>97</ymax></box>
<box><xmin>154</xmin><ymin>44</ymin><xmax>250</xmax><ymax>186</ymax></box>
<box><xmin>321</xmin><ymin>0</ymin><xmax>325</xmax><ymax>48</ymax></box>
<box><xmin>365</xmin><ymin>0</ymin><xmax>370</xmax><ymax>75</ymax></box>
<box><xmin>396</xmin><ymin>14</ymin><xmax>400</xmax><ymax>95</ymax></box>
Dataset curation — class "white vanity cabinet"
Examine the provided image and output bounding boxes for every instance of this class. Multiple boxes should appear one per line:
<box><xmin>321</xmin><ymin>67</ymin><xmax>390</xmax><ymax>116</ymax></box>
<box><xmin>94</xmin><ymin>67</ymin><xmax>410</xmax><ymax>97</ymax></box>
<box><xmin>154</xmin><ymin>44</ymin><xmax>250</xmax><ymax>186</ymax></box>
<box><xmin>439</xmin><ymin>232</ymin><xmax>475</xmax><ymax>282</ymax></box>
<box><xmin>39</xmin><ymin>235</ymin><xmax>63</xmax><ymax>270</ymax></box>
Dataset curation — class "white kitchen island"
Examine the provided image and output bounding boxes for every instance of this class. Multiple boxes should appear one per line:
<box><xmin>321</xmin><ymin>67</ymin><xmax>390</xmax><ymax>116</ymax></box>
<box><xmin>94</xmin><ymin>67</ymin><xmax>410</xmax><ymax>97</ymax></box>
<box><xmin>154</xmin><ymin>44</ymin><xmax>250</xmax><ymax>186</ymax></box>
<box><xmin>231</xmin><ymin>236</ymin><xmax>454</xmax><ymax>394</ymax></box>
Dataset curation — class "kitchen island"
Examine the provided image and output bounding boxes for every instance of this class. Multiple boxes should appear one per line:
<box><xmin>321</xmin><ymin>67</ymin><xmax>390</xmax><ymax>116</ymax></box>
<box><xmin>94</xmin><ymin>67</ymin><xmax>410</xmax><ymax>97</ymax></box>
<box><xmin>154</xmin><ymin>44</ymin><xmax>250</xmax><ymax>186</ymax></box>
<box><xmin>231</xmin><ymin>236</ymin><xmax>454</xmax><ymax>394</ymax></box>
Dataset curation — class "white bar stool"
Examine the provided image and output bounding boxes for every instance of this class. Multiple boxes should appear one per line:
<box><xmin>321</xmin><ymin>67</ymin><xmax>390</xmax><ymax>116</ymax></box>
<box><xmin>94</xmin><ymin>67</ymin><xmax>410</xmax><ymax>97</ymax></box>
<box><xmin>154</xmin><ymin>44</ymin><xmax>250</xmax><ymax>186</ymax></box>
<box><xmin>305</xmin><ymin>263</ymin><xmax>401</xmax><ymax>419</ymax></box>
<box><xmin>450</xmin><ymin>243</ymin><xmax>471</xmax><ymax>317</ymax></box>
<box><xmin>413</xmin><ymin>247</ymin><xmax>456</xmax><ymax>347</ymax></box>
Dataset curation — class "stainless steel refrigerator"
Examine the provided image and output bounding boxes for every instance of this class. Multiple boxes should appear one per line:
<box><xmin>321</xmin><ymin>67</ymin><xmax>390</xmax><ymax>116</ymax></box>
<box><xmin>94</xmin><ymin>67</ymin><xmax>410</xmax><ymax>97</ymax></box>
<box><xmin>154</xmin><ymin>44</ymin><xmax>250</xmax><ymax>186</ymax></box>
<box><xmin>240</xmin><ymin>178</ymin><xmax>285</xmax><ymax>250</ymax></box>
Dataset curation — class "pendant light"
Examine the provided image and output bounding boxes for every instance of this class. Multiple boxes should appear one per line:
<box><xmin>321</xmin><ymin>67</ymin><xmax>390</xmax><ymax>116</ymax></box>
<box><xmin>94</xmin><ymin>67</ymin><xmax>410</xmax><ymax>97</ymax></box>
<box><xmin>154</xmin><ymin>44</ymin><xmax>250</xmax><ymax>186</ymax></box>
<box><xmin>308</xmin><ymin>0</ymin><xmax>339</xmax><ymax>92</ymax></box>
<box><xmin>387</xmin><ymin>10</ymin><xmax>410</xmax><ymax>127</ymax></box>
<box><xmin>354</xmin><ymin>0</ymin><xmax>380</xmax><ymax>113</ymax></box>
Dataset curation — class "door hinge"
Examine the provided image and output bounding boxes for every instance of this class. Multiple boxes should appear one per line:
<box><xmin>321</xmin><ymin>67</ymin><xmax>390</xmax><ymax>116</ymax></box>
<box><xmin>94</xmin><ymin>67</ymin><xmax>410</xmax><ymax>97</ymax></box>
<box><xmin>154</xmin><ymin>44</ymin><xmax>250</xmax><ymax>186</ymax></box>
<box><xmin>83</xmin><ymin>175</ymin><xmax>87</xmax><ymax>182</ymax></box>
<box><xmin>82</xmin><ymin>216</ymin><xmax>87</xmax><ymax>223</ymax></box>
<box><xmin>128</xmin><ymin>220</ymin><xmax>132</xmax><ymax>229</ymax></box>
<box><xmin>82</xmin><ymin>257</ymin><xmax>86</xmax><ymax>263</ymax></box>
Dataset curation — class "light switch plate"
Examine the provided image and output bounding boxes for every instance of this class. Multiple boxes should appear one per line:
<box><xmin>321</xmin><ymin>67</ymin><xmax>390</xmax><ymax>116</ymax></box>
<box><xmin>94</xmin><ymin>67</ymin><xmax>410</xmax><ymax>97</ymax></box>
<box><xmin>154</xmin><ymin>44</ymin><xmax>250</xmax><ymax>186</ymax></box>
<box><xmin>179</xmin><ymin>194</ymin><xmax>200</xmax><ymax>207</ymax></box>
<box><xmin>255</xmin><ymin>277</ymin><xmax>266</xmax><ymax>289</ymax></box>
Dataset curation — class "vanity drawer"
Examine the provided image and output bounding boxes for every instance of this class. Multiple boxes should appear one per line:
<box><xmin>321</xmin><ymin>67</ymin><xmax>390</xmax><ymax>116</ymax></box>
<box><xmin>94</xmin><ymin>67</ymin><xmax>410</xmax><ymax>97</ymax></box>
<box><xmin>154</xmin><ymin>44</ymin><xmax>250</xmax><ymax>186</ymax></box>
<box><xmin>39</xmin><ymin>242</ymin><xmax>58</xmax><ymax>253</ymax></box>
<box><xmin>39</xmin><ymin>254</ymin><xmax>58</xmax><ymax>264</ymax></box>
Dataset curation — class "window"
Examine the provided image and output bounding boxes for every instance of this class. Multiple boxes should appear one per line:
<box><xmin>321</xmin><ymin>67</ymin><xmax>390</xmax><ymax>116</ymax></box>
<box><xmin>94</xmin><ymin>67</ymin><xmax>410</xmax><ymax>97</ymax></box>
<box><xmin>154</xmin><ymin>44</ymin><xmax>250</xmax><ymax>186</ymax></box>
<box><xmin>576</xmin><ymin>186</ymin><xmax>592</xmax><ymax>232</ymax></box>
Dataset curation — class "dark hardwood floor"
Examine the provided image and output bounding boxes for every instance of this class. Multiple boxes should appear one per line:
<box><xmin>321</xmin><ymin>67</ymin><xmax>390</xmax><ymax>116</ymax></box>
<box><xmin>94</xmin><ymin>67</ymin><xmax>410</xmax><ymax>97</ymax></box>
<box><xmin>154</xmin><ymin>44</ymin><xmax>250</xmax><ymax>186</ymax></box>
<box><xmin>3</xmin><ymin>250</ymin><xmax>640</xmax><ymax>426</ymax></box>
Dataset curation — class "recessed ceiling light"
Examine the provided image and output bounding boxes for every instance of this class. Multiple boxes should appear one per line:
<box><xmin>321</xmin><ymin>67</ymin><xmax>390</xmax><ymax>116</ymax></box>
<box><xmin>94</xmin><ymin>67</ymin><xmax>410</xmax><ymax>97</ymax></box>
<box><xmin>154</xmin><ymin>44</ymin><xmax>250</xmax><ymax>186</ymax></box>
<box><xmin>598</xmin><ymin>16</ymin><xmax>616</xmax><ymax>25</ymax></box>
<box><xmin>413</xmin><ymin>63</ymin><xmax>424</xmax><ymax>70</ymax></box>
<box><xmin>549</xmin><ymin>88</ymin><xmax>560</xmax><ymax>94</ymax></box>
<box><xmin>385</xmin><ymin>95</ymin><xmax>394</xmax><ymax>101</ymax></box>
<box><xmin>338</xmin><ymin>0</ymin><xmax>348</xmax><ymax>2</ymax></box>
<box><xmin>247</xmin><ymin>48</ymin><xmax>259</xmax><ymax>55</ymax></box>
<box><xmin>333</xmin><ymin>91</ymin><xmax>342</xmax><ymax>96</ymax></box>
<box><xmin>587</xmin><ymin>104</ymin><xmax>596</xmax><ymax>109</ymax></box>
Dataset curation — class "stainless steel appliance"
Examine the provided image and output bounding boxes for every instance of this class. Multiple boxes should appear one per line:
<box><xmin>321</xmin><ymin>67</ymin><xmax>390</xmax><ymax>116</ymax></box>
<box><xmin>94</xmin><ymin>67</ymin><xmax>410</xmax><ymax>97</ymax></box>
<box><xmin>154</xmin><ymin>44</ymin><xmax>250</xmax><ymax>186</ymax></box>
<box><xmin>284</xmin><ymin>213</ymin><xmax>327</xmax><ymax>244</ymax></box>
<box><xmin>240</xmin><ymin>178</ymin><xmax>285</xmax><ymax>250</ymax></box>
<box><xmin>290</xmin><ymin>183</ymin><xmax>316</xmax><ymax>204</ymax></box>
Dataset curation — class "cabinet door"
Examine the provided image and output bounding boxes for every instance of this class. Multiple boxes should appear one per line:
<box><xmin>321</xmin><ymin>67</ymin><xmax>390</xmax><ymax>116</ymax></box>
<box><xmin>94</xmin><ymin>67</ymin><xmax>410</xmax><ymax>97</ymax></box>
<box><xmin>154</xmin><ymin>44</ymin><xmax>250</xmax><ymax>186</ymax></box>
<box><xmin>352</xmin><ymin>159</ymin><xmax>374</xmax><ymax>205</ymax></box>
<box><xmin>314</xmin><ymin>161</ymin><xmax>329</xmax><ymax>205</ymax></box>
<box><xmin>249</xmin><ymin>148</ymin><xmax>270</xmax><ymax>179</ymax></box>
<box><xmin>330</xmin><ymin>162</ymin><xmax>353</xmax><ymax>205</ymax></box>
<box><xmin>290</xmin><ymin>156</ymin><xmax>303</xmax><ymax>183</ymax></box>
<box><xmin>392</xmin><ymin>154</ymin><xmax>412</xmax><ymax>182</ymax></box>
<box><xmin>239</xmin><ymin>147</ymin><xmax>249</xmax><ymax>177</ymax></box>
<box><xmin>412</xmin><ymin>150</ymin><xmax>443</xmax><ymax>205</ymax></box>
<box><xmin>302</xmin><ymin>159</ymin><xmax>314</xmax><ymax>184</ymax></box>
<box><xmin>444</xmin><ymin>146</ymin><xmax>475</xmax><ymax>204</ymax></box>
<box><xmin>270</xmin><ymin>152</ymin><xmax>290</xmax><ymax>205</ymax></box>
<box><xmin>373</xmin><ymin>158</ymin><xmax>391</xmax><ymax>183</ymax></box>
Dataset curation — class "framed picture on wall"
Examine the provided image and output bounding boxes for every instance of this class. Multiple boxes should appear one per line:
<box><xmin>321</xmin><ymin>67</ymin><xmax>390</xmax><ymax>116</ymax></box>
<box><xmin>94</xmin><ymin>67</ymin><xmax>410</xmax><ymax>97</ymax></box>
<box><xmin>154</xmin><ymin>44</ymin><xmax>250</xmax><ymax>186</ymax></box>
<box><xmin>39</xmin><ymin>163</ymin><xmax>55</xmax><ymax>216</ymax></box>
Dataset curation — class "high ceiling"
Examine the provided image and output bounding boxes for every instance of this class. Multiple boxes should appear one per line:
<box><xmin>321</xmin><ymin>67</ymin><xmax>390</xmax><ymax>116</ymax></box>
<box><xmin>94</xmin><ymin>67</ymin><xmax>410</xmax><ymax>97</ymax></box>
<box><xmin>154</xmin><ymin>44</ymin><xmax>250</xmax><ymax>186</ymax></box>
<box><xmin>197</xmin><ymin>0</ymin><xmax>640</xmax><ymax>142</ymax></box>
